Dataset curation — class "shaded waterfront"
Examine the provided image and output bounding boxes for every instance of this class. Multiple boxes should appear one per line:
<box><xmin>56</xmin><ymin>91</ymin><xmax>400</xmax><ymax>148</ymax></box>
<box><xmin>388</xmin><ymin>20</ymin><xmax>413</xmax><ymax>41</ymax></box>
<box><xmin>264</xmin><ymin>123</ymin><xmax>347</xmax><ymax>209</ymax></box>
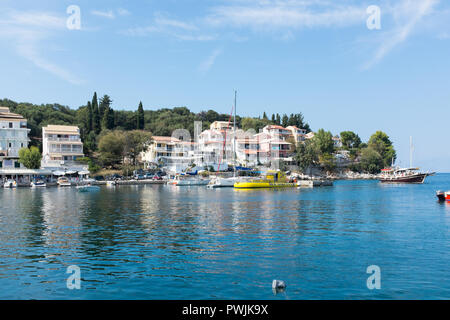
<box><xmin>0</xmin><ymin>175</ymin><xmax>449</xmax><ymax>299</ymax></box>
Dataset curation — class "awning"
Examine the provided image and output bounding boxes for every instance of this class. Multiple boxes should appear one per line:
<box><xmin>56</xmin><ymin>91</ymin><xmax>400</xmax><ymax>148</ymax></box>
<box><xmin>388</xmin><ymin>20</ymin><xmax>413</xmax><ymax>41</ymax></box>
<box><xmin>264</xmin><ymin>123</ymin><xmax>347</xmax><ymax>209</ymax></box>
<box><xmin>78</xmin><ymin>170</ymin><xmax>90</xmax><ymax>175</ymax></box>
<box><xmin>52</xmin><ymin>171</ymin><xmax>66</xmax><ymax>176</ymax></box>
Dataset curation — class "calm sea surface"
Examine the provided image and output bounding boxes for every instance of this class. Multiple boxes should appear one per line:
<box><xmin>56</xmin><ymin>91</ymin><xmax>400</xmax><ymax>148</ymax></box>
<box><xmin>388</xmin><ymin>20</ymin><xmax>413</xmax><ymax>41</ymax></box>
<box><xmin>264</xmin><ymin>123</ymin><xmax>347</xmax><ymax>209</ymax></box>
<box><xmin>1</xmin><ymin>174</ymin><xmax>449</xmax><ymax>299</ymax></box>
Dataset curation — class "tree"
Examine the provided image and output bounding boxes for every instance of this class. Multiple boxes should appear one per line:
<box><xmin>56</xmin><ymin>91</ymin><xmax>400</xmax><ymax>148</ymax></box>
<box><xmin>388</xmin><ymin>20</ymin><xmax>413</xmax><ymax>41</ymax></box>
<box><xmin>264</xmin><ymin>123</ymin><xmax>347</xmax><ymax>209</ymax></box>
<box><xmin>124</xmin><ymin>130</ymin><xmax>152</xmax><ymax>165</ymax></box>
<box><xmin>368</xmin><ymin>131</ymin><xmax>396</xmax><ymax>167</ymax></box>
<box><xmin>312</xmin><ymin>129</ymin><xmax>335</xmax><ymax>155</ymax></box>
<box><xmin>262</xmin><ymin>112</ymin><xmax>268</xmax><ymax>120</ymax></box>
<box><xmin>101</xmin><ymin>105</ymin><xmax>115</xmax><ymax>130</ymax></box>
<box><xmin>18</xmin><ymin>146</ymin><xmax>42</xmax><ymax>169</ymax></box>
<box><xmin>359</xmin><ymin>147</ymin><xmax>384</xmax><ymax>173</ymax></box>
<box><xmin>98</xmin><ymin>130</ymin><xmax>126</xmax><ymax>167</ymax></box>
<box><xmin>99</xmin><ymin>95</ymin><xmax>112</xmax><ymax>118</ymax></box>
<box><xmin>276</xmin><ymin>114</ymin><xmax>281</xmax><ymax>125</ymax></box>
<box><xmin>271</xmin><ymin>114</ymin><xmax>275</xmax><ymax>123</ymax></box>
<box><xmin>340</xmin><ymin>131</ymin><xmax>361</xmax><ymax>149</ymax></box>
<box><xmin>295</xmin><ymin>140</ymin><xmax>318</xmax><ymax>174</ymax></box>
<box><xmin>281</xmin><ymin>114</ymin><xmax>289</xmax><ymax>127</ymax></box>
<box><xmin>137</xmin><ymin>101</ymin><xmax>145</xmax><ymax>130</ymax></box>
<box><xmin>91</xmin><ymin>92</ymin><xmax>100</xmax><ymax>134</ymax></box>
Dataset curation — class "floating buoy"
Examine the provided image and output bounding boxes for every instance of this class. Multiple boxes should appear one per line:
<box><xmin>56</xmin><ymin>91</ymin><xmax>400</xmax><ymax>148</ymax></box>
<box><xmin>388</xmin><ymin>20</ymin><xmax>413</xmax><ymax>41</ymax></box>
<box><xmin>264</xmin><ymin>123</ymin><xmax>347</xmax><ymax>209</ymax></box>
<box><xmin>272</xmin><ymin>279</ymin><xmax>286</xmax><ymax>291</ymax></box>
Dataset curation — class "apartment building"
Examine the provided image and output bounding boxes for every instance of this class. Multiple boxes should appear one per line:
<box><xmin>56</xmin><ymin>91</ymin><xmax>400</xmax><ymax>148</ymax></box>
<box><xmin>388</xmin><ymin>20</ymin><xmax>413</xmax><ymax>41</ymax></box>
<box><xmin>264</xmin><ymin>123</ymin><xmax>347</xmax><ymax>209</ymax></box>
<box><xmin>41</xmin><ymin>125</ymin><xmax>85</xmax><ymax>169</ymax></box>
<box><xmin>0</xmin><ymin>107</ymin><xmax>30</xmax><ymax>169</ymax></box>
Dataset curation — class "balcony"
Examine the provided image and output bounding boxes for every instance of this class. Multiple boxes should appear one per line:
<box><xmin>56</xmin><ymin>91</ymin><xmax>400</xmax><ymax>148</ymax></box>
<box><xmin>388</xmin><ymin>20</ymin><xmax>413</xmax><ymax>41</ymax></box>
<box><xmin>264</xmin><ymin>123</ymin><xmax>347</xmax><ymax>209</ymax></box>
<box><xmin>47</xmin><ymin>137</ymin><xmax>81</xmax><ymax>142</ymax></box>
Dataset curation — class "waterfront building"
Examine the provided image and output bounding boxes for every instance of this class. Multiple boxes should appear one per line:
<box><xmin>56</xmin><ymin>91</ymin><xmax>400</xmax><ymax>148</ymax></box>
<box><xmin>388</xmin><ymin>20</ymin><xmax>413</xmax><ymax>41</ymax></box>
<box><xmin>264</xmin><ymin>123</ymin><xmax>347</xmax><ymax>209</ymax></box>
<box><xmin>0</xmin><ymin>107</ymin><xmax>30</xmax><ymax>169</ymax></box>
<box><xmin>41</xmin><ymin>125</ymin><xmax>86</xmax><ymax>171</ymax></box>
<box><xmin>286</xmin><ymin>125</ymin><xmax>307</xmax><ymax>144</ymax></box>
<box><xmin>141</xmin><ymin>136</ymin><xmax>199</xmax><ymax>173</ymax></box>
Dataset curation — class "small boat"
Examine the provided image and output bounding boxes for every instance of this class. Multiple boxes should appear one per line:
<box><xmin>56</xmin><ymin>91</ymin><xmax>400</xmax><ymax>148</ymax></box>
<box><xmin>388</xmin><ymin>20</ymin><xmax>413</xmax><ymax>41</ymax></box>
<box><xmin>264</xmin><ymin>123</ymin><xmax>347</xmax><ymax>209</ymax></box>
<box><xmin>57</xmin><ymin>177</ymin><xmax>72</xmax><ymax>187</ymax></box>
<box><xmin>436</xmin><ymin>190</ymin><xmax>450</xmax><ymax>202</ymax></box>
<box><xmin>167</xmin><ymin>175</ymin><xmax>210</xmax><ymax>186</ymax></box>
<box><xmin>106</xmin><ymin>180</ymin><xmax>118</xmax><ymax>186</ymax></box>
<box><xmin>379</xmin><ymin>167</ymin><xmax>434</xmax><ymax>184</ymax></box>
<box><xmin>207</xmin><ymin>176</ymin><xmax>241</xmax><ymax>188</ymax></box>
<box><xmin>76</xmin><ymin>185</ymin><xmax>100</xmax><ymax>192</ymax></box>
<box><xmin>3</xmin><ymin>179</ymin><xmax>17</xmax><ymax>188</ymax></box>
<box><xmin>31</xmin><ymin>180</ymin><xmax>46</xmax><ymax>188</ymax></box>
<box><xmin>234</xmin><ymin>171</ymin><xmax>296</xmax><ymax>189</ymax></box>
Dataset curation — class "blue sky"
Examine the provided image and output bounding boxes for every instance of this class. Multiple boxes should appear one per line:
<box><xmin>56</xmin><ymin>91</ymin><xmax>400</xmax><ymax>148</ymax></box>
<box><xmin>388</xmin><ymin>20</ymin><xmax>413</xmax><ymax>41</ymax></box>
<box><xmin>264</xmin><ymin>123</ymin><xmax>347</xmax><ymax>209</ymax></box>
<box><xmin>1</xmin><ymin>0</ymin><xmax>449</xmax><ymax>171</ymax></box>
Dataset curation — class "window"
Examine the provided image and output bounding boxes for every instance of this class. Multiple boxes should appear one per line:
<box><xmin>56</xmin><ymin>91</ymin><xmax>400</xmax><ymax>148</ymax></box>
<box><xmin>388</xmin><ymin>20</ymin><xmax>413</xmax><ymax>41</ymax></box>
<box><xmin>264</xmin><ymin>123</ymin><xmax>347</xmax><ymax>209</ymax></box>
<box><xmin>9</xmin><ymin>122</ymin><xmax>13</xmax><ymax>128</ymax></box>
<box><xmin>14</xmin><ymin>161</ymin><xmax>20</xmax><ymax>168</ymax></box>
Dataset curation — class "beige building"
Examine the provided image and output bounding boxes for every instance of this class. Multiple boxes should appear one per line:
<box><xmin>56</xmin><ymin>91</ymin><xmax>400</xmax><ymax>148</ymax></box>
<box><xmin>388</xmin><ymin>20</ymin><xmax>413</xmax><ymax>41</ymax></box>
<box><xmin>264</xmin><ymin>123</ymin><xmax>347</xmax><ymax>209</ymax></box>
<box><xmin>41</xmin><ymin>125</ymin><xmax>85</xmax><ymax>169</ymax></box>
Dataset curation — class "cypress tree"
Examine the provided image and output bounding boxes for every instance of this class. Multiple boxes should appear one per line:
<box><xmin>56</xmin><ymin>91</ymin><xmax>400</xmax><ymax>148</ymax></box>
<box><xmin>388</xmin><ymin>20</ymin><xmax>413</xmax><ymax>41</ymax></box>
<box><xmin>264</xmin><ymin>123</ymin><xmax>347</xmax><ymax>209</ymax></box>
<box><xmin>276</xmin><ymin>113</ymin><xmax>281</xmax><ymax>125</ymax></box>
<box><xmin>91</xmin><ymin>92</ymin><xmax>100</xmax><ymax>134</ymax></box>
<box><xmin>271</xmin><ymin>114</ymin><xmax>275</xmax><ymax>123</ymax></box>
<box><xmin>87</xmin><ymin>101</ymin><xmax>93</xmax><ymax>132</ymax></box>
<box><xmin>137</xmin><ymin>101</ymin><xmax>144</xmax><ymax>130</ymax></box>
<box><xmin>262</xmin><ymin>112</ymin><xmax>268</xmax><ymax>120</ymax></box>
<box><xmin>102</xmin><ymin>106</ymin><xmax>115</xmax><ymax>130</ymax></box>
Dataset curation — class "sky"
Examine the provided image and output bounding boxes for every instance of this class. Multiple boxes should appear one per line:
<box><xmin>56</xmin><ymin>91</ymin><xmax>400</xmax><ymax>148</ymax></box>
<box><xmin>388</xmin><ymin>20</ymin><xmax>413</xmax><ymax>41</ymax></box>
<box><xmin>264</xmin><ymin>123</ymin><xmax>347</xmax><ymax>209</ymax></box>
<box><xmin>0</xmin><ymin>0</ymin><xmax>449</xmax><ymax>171</ymax></box>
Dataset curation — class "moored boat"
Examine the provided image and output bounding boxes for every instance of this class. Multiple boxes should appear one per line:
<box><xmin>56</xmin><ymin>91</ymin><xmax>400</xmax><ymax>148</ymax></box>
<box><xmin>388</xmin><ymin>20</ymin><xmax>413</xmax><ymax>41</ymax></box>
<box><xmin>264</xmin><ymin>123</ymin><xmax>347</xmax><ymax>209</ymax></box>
<box><xmin>3</xmin><ymin>179</ymin><xmax>17</xmax><ymax>188</ymax></box>
<box><xmin>436</xmin><ymin>190</ymin><xmax>450</xmax><ymax>202</ymax></box>
<box><xmin>379</xmin><ymin>167</ymin><xmax>434</xmax><ymax>184</ymax></box>
<box><xmin>168</xmin><ymin>175</ymin><xmax>210</xmax><ymax>186</ymax></box>
<box><xmin>57</xmin><ymin>177</ymin><xmax>72</xmax><ymax>187</ymax></box>
<box><xmin>207</xmin><ymin>176</ymin><xmax>241</xmax><ymax>188</ymax></box>
<box><xmin>31</xmin><ymin>180</ymin><xmax>46</xmax><ymax>188</ymax></box>
<box><xmin>234</xmin><ymin>171</ymin><xmax>296</xmax><ymax>189</ymax></box>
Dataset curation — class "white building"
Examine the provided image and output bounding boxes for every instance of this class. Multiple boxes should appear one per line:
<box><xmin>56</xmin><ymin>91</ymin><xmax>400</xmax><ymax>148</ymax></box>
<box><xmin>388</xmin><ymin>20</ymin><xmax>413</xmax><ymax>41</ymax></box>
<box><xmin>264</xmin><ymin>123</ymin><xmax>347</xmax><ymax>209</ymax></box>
<box><xmin>41</xmin><ymin>125</ymin><xmax>86</xmax><ymax>171</ymax></box>
<box><xmin>0</xmin><ymin>107</ymin><xmax>30</xmax><ymax>169</ymax></box>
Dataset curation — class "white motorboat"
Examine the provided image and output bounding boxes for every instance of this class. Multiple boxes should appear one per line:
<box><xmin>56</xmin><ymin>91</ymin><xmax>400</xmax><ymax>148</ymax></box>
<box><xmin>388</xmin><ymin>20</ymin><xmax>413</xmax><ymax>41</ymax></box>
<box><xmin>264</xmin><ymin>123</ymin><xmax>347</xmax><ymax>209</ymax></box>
<box><xmin>207</xmin><ymin>176</ymin><xmax>240</xmax><ymax>188</ymax></box>
<box><xmin>167</xmin><ymin>175</ymin><xmax>210</xmax><ymax>186</ymax></box>
<box><xmin>3</xmin><ymin>179</ymin><xmax>17</xmax><ymax>188</ymax></box>
<box><xmin>57</xmin><ymin>177</ymin><xmax>72</xmax><ymax>187</ymax></box>
<box><xmin>31</xmin><ymin>180</ymin><xmax>46</xmax><ymax>187</ymax></box>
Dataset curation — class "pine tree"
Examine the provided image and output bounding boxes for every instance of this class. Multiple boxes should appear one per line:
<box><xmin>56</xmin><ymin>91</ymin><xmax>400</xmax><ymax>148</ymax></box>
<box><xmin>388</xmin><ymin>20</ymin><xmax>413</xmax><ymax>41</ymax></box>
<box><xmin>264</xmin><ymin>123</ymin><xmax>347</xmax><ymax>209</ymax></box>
<box><xmin>137</xmin><ymin>101</ymin><xmax>144</xmax><ymax>130</ymax></box>
<box><xmin>282</xmin><ymin>114</ymin><xmax>289</xmax><ymax>127</ymax></box>
<box><xmin>102</xmin><ymin>106</ymin><xmax>115</xmax><ymax>130</ymax></box>
<box><xmin>99</xmin><ymin>95</ymin><xmax>112</xmax><ymax>119</ymax></box>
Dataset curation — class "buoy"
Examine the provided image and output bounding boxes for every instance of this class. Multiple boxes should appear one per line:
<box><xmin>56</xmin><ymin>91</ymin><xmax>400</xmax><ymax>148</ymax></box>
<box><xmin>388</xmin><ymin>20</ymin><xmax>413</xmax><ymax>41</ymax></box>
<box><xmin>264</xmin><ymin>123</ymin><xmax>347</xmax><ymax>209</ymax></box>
<box><xmin>272</xmin><ymin>279</ymin><xmax>286</xmax><ymax>290</ymax></box>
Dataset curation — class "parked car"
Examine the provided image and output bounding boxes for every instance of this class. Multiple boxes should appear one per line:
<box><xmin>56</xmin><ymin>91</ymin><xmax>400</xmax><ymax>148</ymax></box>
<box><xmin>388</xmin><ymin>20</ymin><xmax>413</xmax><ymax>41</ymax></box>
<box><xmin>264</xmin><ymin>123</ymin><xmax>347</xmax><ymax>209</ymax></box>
<box><xmin>134</xmin><ymin>174</ymin><xmax>145</xmax><ymax>180</ymax></box>
<box><xmin>152</xmin><ymin>175</ymin><xmax>163</xmax><ymax>180</ymax></box>
<box><xmin>94</xmin><ymin>176</ymin><xmax>105</xmax><ymax>181</ymax></box>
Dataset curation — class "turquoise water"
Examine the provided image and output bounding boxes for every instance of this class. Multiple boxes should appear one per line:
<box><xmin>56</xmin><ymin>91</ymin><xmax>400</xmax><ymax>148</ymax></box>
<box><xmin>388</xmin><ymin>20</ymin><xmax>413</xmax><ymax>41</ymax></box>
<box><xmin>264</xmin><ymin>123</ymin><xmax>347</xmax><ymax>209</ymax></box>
<box><xmin>0</xmin><ymin>174</ymin><xmax>449</xmax><ymax>299</ymax></box>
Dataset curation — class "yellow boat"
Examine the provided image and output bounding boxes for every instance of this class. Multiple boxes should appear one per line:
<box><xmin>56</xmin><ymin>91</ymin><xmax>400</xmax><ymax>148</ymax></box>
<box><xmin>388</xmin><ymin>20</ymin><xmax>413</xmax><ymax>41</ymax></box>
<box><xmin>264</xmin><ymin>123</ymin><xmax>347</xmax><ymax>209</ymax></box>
<box><xmin>234</xmin><ymin>170</ymin><xmax>296</xmax><ymax>189</ymax></box>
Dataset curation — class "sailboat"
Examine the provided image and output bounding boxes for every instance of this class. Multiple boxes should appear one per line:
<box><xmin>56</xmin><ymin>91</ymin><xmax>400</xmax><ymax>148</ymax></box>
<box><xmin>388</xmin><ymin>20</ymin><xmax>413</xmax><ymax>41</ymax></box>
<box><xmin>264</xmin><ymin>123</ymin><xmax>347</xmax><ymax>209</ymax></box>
<box><xmin>380</xmin><ymin>137</ymin><xmax>434</xmax><ymax>184</ymax></box>
<box><xmin>208</xmin><ymin>90</ymin><xmax>241</xmax><ymax>188</ymax></box>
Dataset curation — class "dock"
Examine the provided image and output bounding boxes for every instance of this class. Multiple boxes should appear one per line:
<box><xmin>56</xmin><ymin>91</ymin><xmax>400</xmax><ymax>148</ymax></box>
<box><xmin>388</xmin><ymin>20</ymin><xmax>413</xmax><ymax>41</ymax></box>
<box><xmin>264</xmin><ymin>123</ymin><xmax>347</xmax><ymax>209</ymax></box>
<box><xmin>297</xmin><ymin>180</ymin><xmax>333</xmax><ymax>187</ymax></box>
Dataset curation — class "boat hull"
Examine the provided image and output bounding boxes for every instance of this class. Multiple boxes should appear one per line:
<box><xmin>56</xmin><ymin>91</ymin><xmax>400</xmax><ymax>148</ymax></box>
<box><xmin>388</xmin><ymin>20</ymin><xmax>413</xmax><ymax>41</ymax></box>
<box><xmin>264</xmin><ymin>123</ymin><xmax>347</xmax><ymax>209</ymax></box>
<box><xmin>380</xmin><ymin>173</ymin><xmax>429</xmax><ymax>184</ymax></box>
<box><xmin>234</xmin><ymin>181</ymin><xmax>296</xmax><ymax>189</ymax></box>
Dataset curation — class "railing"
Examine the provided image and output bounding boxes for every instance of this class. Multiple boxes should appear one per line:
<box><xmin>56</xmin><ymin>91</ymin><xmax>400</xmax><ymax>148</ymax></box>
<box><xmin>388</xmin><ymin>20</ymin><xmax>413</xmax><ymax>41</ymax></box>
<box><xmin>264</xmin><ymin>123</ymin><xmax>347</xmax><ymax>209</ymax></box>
<box><xmin>47</xmin><ymin>137</ymin><xmax>81</xmax><ymax>142</ymax></box>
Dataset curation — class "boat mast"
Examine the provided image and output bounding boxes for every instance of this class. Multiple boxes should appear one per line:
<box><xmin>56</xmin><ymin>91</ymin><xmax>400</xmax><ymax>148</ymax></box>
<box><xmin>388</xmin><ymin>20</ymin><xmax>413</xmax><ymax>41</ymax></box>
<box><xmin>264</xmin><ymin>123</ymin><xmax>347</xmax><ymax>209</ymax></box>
<box><xmin>410</xmin><ymin>136</ymin><xmax>413</xmax><ymax>168</ymax></box>
<box><xmin>233</xmin><ymin>90</ymin><xmax>237</xmax><ymax>178</ymax></box>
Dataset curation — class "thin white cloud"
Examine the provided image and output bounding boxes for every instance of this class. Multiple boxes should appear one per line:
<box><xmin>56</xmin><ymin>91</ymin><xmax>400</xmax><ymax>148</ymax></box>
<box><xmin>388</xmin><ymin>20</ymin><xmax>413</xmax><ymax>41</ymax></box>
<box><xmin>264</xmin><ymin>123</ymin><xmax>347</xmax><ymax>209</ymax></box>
<box><xmin>364</xmin><ymin>0</ymin><xmax>439</xmax><ymax>69</ymax></box>
<box><xmin>121</xmin><ymin>13</ymin><xmax>215</xmax><ymax>41</ymax></box>
<box><xmin>204</xmin><ymin>2</ymin><xmax>367</xmax><ymax>30</ymax></box>
<box><xmin>0</xmin><ymin>11</ymin><xmax>83</xmax><ymax>85</ymax></box>
<box><xmin>91</xmin><ymin>10</ymin><xmax>115</xmax><ymax>19</ymax></box>
<box><xmin>199</xmin><ymin>48</ymin><xmax>223</xmax><ymax>74</ymax></box>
